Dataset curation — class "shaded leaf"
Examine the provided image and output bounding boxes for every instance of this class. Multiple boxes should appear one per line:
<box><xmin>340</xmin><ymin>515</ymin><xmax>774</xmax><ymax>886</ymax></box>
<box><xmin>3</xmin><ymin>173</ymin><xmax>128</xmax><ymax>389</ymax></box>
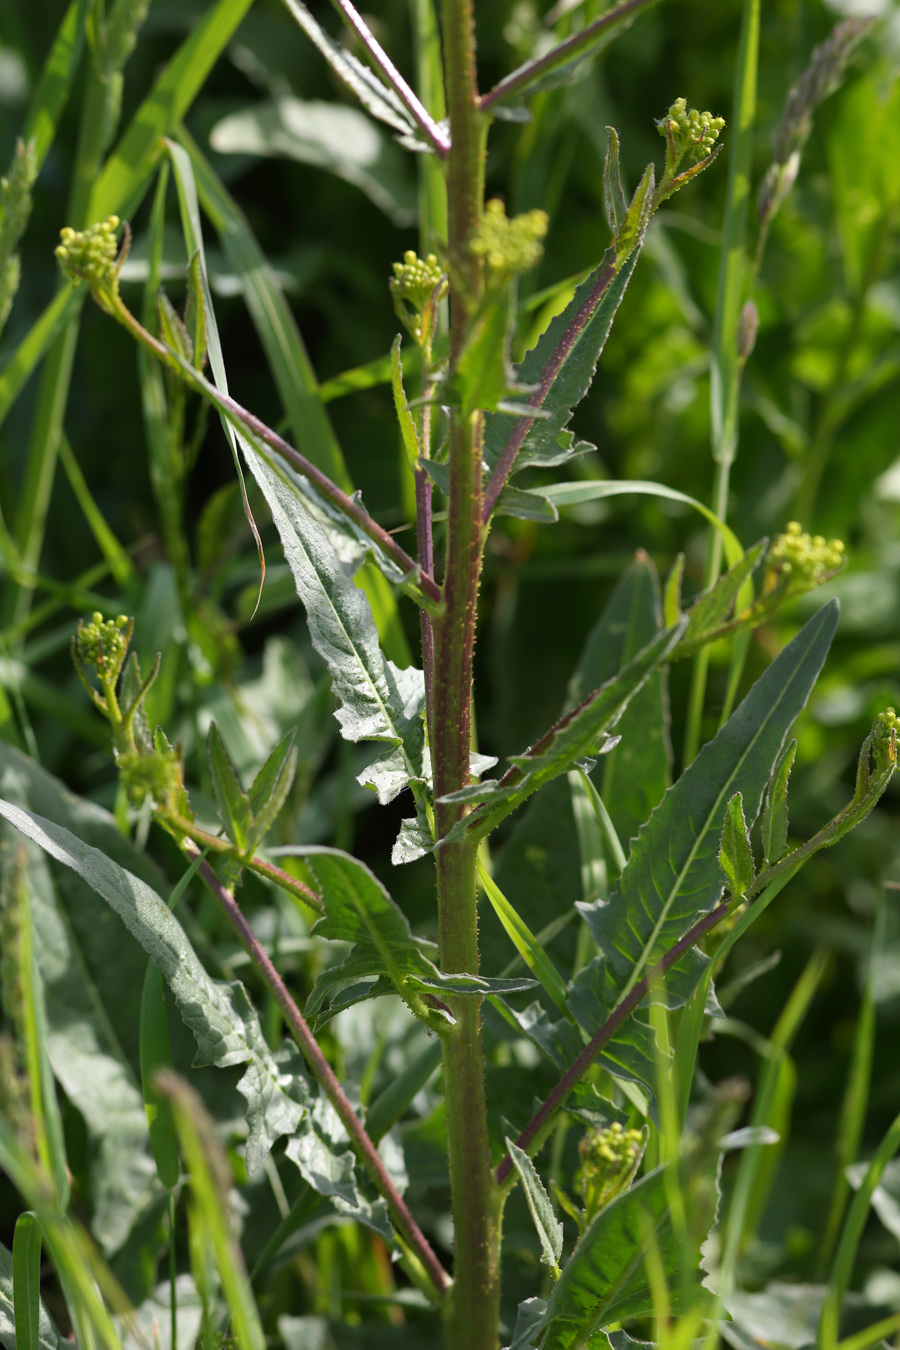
<box><xmin>0</xmin><ymin>1238</ymin><xmax>60</xmax><ymax>1350</ymax></box>
<box><xmin>505</xmin><ymin>1140</ymin><xmax>563</xmax><ymax>1275</ymax></box>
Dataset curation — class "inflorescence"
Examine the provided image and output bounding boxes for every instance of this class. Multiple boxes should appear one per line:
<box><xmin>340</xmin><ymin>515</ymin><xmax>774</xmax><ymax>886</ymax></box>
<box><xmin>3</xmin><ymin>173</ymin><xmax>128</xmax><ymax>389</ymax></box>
<box><xmin>469</xmin><ymin>198</ymin><xmax>549</xmax><ymax>276</ymax></box>
<box><xmin>658</xmin><ymin>97</ymin><xmax>726</xmax><ymax>168</ymax></box>
<box><xmin>766</xmin><ymin>521</ymin><xmax>845</xmax><ymax>599</ymax></box>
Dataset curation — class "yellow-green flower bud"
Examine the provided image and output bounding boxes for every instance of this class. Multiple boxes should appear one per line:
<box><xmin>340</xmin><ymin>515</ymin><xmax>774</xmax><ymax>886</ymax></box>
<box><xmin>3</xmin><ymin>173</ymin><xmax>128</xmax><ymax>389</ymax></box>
<box><xmin>468</xmin><ymin>199</ymin><xmax>549</xmax><ymax>276</ymax></box>
<box><xmin>74</xmin><ymin>611</ymin><xmax>131</xmax><ymax>682</ymax></box>
<box><xmin>117</xmin><ymin>747</ymin><xmax>184</xmax><ymax>811</ymax></box>
<box><xmin>766</xmin><ymin>521</ymin><xmax>845</xmax><ymax>599</ymax></box>
<box><xmin>55</xmin><ymin>217</ymin><xmax>122</xmax><ymax>309</ymax></box>
<box><xmin>579</xmin><ymin>1121</ymin><xmax>644</xmax><ymax>1219</ymax></box>
<box><xmin>390</xmin><ymin>250</ymin><xmax>446</xmax><ymax>345</ymax></box>
<box><xmin>658</xmin><ymin>97</ymin><xmax>725</xmax><ymax>169</ymax></box>
<box><xmin>872</xmin><ymin>707</ymin><xmax>900</xmax><ymax>777</ymax></box>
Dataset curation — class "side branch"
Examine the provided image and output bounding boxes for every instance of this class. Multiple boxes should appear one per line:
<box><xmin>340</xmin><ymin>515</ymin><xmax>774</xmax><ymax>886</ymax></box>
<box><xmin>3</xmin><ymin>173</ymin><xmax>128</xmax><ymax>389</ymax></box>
<box><xmin>478</xmin><ymin>0</ymin><xmax>660</xmax><ymax>112</ymax></box>
<box><xmin>482</xmin><ymin>256</ymin><xmax>616</xmax><ymax>521</ymax></box>
<box><xmin>187</xmin><ymin>844</ymin><xmax>451</xmax><ymax>1298</ymax></box>
<box><xmin>332</xmin><ymin>0</ymin><xmax>451</xmax><ymax>156</ymax></box>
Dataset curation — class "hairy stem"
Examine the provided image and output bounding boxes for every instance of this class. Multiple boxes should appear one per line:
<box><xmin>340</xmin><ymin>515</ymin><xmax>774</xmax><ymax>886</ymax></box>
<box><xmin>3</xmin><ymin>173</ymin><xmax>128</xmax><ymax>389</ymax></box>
<box><xmin>187</xmin><ymin>846</ymin><xmax>450</xmax><ymax>1299</ymax></box>
<box><xmin>433</xmin><ymin>1</ymin><xmax>499</xmax><ymax>1345</ymax></box>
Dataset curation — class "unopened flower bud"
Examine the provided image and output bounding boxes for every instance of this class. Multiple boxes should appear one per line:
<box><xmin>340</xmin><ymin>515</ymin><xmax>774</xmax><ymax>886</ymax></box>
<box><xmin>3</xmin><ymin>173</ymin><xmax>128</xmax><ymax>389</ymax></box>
<box><xmin>390</xmin><ymin>250</ymin><xmax>446</xmax><ymax>343</ymax></box>
<box><xmin>766</xmin><ymin>521</ymin><xmax>845</xmax><ymax>600</ymax></box>
<box><xmin>579</xmin><ymin>1121</ymin><xmax>644</xmax><ymax>1219</ymax></box>
<box><xmin>658</xmin><ymin>97</ymin><xmax>726</xmax><ymax>169</ymax></box>
<box><xmin>468</xmin><ymin>199</ymin><xmax>549</xmax><ymax>275</ymax></box>
<box><xmin>74</xmin><ymin>611</ymin><xmax>131</xmax><ymax>681</ymax></box>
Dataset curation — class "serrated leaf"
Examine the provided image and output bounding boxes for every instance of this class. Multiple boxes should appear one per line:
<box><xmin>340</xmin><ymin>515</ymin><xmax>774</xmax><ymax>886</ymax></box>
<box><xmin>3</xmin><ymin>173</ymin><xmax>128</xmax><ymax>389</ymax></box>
<box><xmin>603</xmin><ymin>127</ymin><xmax>628</xmax><ymax>238</ymax></box>
<box><xmin>483</xmin><ymin>240</ymin><xmax>645</xmax><ymax>480</ymax></box>
<box><xmin>720</xmin><ymin>792</ymin><xmax>756</xmax><ymax>898</ymax></box>
<box><xmin>506</xmin><ymin>1140</ymin><xmax>564</xmax><ymax>1275</ymax></box>
<box><xmin>0</xmin><ymin>795</ymin><xmax>316</xmax><ymax>1179</ymax></box>
<box><xmin>762</xmin><ymin>738</ymin><xmax>796</xmax><ymax>865</ymax></box>
<box><xmin>569</xmin><ymin>603</ymin><xmax>838</xmax><ymax>1097</ymax></box>
<box><xmin>439</xmin><ymin>620</ymin><xmax>686</xmax><ymax>845</ymax></box>
<box><xmin>0</xmin><ymin>1238</ymin><xmax>60</xmax><ymax>1350</ymax></box>
<box><xmin>156</xmin><ymin>288</ymin><xmax>193</xmax><ymax>366</ymax></box>
<box><xmin>247</xmin><ymin>728</ymin><xmax>298</xmax><ymax>850</ymax></box>
<box><xmin>614</xmin><ymin>163</ymin><xmax>655</xmax><ymax>266</ymax></box>
<box><xmin>207</xmin><ymin>722</ymin><xmax>252</xmax><ymax>852</ymax></box>
<box><xmin>539</xmin><ymin>1160</ymin><xmax>717</xmax><ymax>1347</ymax></box>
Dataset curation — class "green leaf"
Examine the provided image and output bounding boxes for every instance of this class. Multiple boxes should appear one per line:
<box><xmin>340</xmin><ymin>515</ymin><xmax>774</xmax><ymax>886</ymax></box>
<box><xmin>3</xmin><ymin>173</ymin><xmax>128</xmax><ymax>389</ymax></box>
<box><xmin>675</xmin><ymin>539</ymin><xmax>766</xmax><ymax>657</ymax></box>
<box><xmin>22</xmin><ymin>0</ymin><xmax>90</xmax><ymax>170</ymax></box>
<box><xmin>88</xmin><ymin>0</ymin><xmax>256</xmax><ymax>222</ymax></box>
<box><xmin>502</xmin><ymin>1297</ymin><xmax>548</xmax><ymax>1350</ymax></box>
<box><xmin>505</xmin><ymin>1140</ymin><xmax>564</xmax><ymax>1276</ymax></box>
<box><xmin>526</xmin><ymin>480</ymin><xmax>745</xmax><ymax>568</ymax></box>
<box><xmin>139</xmin><ymin>962</ymin><xmax>179</xmax><ymax>1192</ymax></box>
<box><xmin>569</xmin><ymin>602</ymin><xmax>838</xmax><ymax>1094</ymax></box>
<box><xmin>483</xmin><ymin>241</ymin><xmax>645</xmax><ymax>479</ymax></box>
<box><xmin>539</xmin><ymin>1161</ymin><xmax>715</xmax><ymax>1346</ymax></box>
<box><xmin>12</xmin><ymin>1214</ymin><xmax>43</xmax><ymax>1350</ymax></box>
<box><xmin>439</xmin><ymin>620</ymin><xmax>686</xmax><ymax>845</ymax></box>
<box><xmin>568</xmin><ymin>551</ymin><xmax>671</xmax><ymax>850</ymax></box>
<box><xmin>390</xmin><ymin>335</ymin><xmax>421</xmax><ymax>472</ymax></box>
<box><xmin>280</xmin><ymin>847</ymin><xmax>538</xmax><ymax>1025</ymax></box>
<box><xmin>208</xmin><ymin>98</ymin><xmax>416</xmax><ymax>226</ymax></box>
<box><xmin>247</xmin><ymin>728</ymin><xmax>298</xmax><ymax>850</ymax></box>
<box><xmin>614</xmin><ymin>163</ymin><xmax>655</xmax><ymax>266</ymax></box>
<box><xmin>0</xmin><ymin>287</ymin><xmax>81</xmax><ymax>435</ymax></box>
<box><xmin>0</xmin><ymin>1236</ymin><xmax>60</xmax><ymax>1350</ymax></box>
<box><xmin>603</xmin><ymin>127</ymin><xmax>628</xmax><ymax>239</ymax></box>
<box><xmin>762</xmin><ymin>738</ymin><xmax>796</xmax><ymax>866</ymax></box>
<box><xmin>719</xmin><ymin>792</ymin><xmax>756</xmax><ymax>898</ymax></box>
<box><xmin>0</xmin><ymin>791</ymin><xmax>315</xmax><ymax>1179</ymax></box>
<box><xmin>207</xmin><ymin>722</ymin><xmax>253</xmax><ymax>853</ymax></box>
<box><xmin>452</xmin><ymin>285</ymin><xmax>515</xmax><ymax>417</ymax></box>
<box><xmin>477</xmin><ymin>860</ymin><xmax>570</xmax><ymax>1015</ymax></box>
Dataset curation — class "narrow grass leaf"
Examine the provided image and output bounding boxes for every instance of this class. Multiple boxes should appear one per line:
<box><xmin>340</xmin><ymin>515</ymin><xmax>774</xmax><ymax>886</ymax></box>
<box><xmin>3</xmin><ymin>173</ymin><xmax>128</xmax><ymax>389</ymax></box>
<box><xmin>12</xmin><ymin>1213</ymin><xmax>43</xmax><ymax>1350</ymax></box>
<box><xmin>365</xmin><ymin>1040</ymin><xmax>442</xmax><ymax>1144</ymax></box>
<box><xmin>58</xmin><ymin>434</ymin><xmax>135</xmax><ymax>589</ymax></box>
<box><xmin>477</xmin><ymin>859</ymin><xmax>569</xmax><ymax>1015</ymax></box>
<box><xmin>21</xmin><ymin>0</ymin><xmax>90</xmax><ymax>169</ymax></box>
<box><xmin>0</xmin><ymin>287</ymin><xmax>81</xmax><ymax>434</ymax></box>
<box><xmin>505</xmin><ymin>1139</ymin><xmax>563</xmax><ymax>1275</ymax></box>
<box><xmin>0</xmin><ymin>1235</ymin><xmax>60</xmax><ymax>1350</ymax></box>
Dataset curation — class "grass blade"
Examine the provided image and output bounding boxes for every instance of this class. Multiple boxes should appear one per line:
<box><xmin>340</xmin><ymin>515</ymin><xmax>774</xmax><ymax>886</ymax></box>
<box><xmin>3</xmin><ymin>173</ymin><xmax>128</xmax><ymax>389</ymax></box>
<box><xmin>21</xmin><ymin>0</ymin><xmax>90</xmax><ymax>169</ymax></box>
<box><xmin>12</xmin><ymin>1212</ymin><xmax>43</xmax><ymax>1350</ymax></box>
<box><xmin>58</xmin><ymin>434</ymin><xmax>135</xmax><ymax>590</ymax></box>
<box><xmin>0</xmin><ymin>287</ymin><xmax>80</xmax><ymax>435</ymax></box>
<box><xmin>477</xmin><ymin>858</ymin><xmax>569</xmax><ymax>1015</ymax></box>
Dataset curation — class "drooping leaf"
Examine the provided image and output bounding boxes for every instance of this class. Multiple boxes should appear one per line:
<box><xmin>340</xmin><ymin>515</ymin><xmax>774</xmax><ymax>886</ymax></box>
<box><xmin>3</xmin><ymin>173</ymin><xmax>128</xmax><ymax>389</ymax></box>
<box><xmin>0</xmin><ymin>795</ymin><xmax>315</xmax><ymax>1178</ymax></box>
<box><xmin>568</xmin><ymin>551</ymin><xmax>672</xmax><ymax>850</ymax></box>
<box><xmin>438</xmin><ymin>620</ymin><xmax>686</xmax><ymax>845</ymax></box>
<box><xmin>762</xmin><ymin>738</ymin><xmax>797</xmax><ymax>865</ymax></box>
<box><xmin>569</xmin><ymin>602</ymin><xmax>838</xmax><ymax>1094</ymax></box>
<box><xmin>719</xmin><ymin>792</ymin><xmax>756</xmax><ymax>898</ymax></box>
<box><xmin>505</xmin><ymin>1140</ymin><xmax>564</xmax><ymax>1276</ymax></box>
<box><xmin>209</xmin><ymin>98</ymin><xmax>417</xmax><ymax>227</ymax></box>
<box><xmin>0</xmin><ymin>1237</ymin><xmax>60</xmax><ymax>1350</ymax></box>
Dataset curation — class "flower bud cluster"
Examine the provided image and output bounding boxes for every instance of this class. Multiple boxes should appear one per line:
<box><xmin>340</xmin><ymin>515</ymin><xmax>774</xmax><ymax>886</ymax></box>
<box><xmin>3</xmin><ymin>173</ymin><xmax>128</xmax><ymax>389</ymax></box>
<box><xmin>579</xmin><ymin>1121</ymin><xmax>643</xmax><ymax>1218</ymax></box>
<box><xmin>767</xmin><ymin>521</ymin><xmax>845</xmax><ymax>598</ymax></box>
<box><xmin>390</xmin><ymin>250</ymin><xmax>446</xmax><ymax>345</ymax></box>
<box><xmin>75</xmin><ymin>611</ymin><xmax>131</xmax><ymax>681</ymax></box>
<box><xmin>55</xmin><ymin>216</ymin><xmax>120</xmax><ymax>290</ymax></box>
<box><xmin>659</xmin><ymin>98</ymin><xmax>725</xmax><ymax>167</ymax></box>
<box><xmin>871</xmin><ymin>707</ymin><xmax>900</xmax><ymax>775</ymax></box>
<box><xmin>469</xmin><ymin>199</ymin><xmax>548</xmax><ymax>275</ymax></box>
<box><xmin>117</xmin><ymin>745</ymin><xmax>183</xmax><ymax>810</ymax></box>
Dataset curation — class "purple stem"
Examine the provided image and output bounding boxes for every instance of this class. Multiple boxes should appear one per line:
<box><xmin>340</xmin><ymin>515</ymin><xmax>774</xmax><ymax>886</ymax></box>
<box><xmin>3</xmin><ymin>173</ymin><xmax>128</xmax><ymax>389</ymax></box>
<box><xmin>333</xmin><ymin>0</ymin><xmax>451</xmax><ymax>157</ymax></box>
<box><xmin>494</xmin><ymin>896</ymin><xmax>731</xmax><ymax>1186</ymax></box>
<box><xmin>188</xmin><ymin>845</ymin><xmax>450</xmax><ymax>1297</ymax></box>
<box><xmin>478</xmin><ymin>0</ymin><xmax>659</xmax><ymax>113</ymax></box>
<box><xmin>481</xmin><ymin>257</ymin><xmax>616</xmax><ymax>522</ymax></box>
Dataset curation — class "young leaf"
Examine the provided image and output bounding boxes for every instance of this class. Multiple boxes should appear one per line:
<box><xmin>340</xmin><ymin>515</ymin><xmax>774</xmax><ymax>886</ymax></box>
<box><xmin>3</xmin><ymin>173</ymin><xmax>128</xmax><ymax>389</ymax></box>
<box><xmin>664</xmin><ymin>553</ymin><xmax>685</xmax><ymax>628</ymax></box>
<box><xmin>674</xmin><ymin>539</ymin><xmax>766</xmax><ymax>657</ymax></box>
<box><xmin>719</xmin><ymin>792</ymin><xmax>756</xmax><ymax>898</ymax></box>
<box><xmin>0</xmin><ymin>1236</ymin><xmax>60</xmax><ymax>1350</ymax></box>
<box><xmin>390</xmin><ymin>335</ymin><xmax>421</xmax><ymax>471</ymax></box>
<box><xmin>762</xmin><ymin>737</ymin><xmax>796</xmax><ymax>865</ymax></box>
<box><xmin>207</xmin><ymin>723</ymin><xmax>252</xmax><ymax>853</ymax></box>
<box><xmin>568</xmin><ymin>602</ymin><xmax>838</xmax><ymax>1097</ymax></box>
<box><xmin>12</xmin><ymin>1213</ymin><xmax>43</xmax><ymax>1350</ymax></box>
<box><xmin>603</xmin><ymin>127</ymin><xmax>628</xmax><ymax>238</ymax></box>
<box><xmin>439</xmin><ymin>619</ymin><xmax>686</xmax><ymax>845</ymax></box>
<box><xmin>247</xmin><ymin>728</ymin><xmax>298</xmax><ymax>849</ymax></box>
<box><xmin>505</xmin><ymin>1139</ymin><xmax>564</xmax><ymax>1276</ymax></box>
<box><xmin>502</xmin><ymin>1297</ymin><xmax>549</xmax><ymax>1350</ymax></box>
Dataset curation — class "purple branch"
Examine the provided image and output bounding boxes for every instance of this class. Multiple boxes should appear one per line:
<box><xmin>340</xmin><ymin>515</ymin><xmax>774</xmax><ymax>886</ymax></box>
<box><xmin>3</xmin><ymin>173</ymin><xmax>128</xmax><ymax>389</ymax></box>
<box><xmin>494</xmin><ymin>896</ymin><xmax>731</xmax><ymax>1186</ymax></box>
<box><xmin>478</xmin><ymin>0</ymin><xmax>659</xmax><ymax>113</ymax></box>
<box><xmin>188</xmin><ymin>845</ymin><xmax>450</xmax><ymax>1296</ymax></box>
<box><xmin>333</xmin><ymin>0</ymin><xmax>451</xmax><ymax>157</ymax></box>
<box><xmin>481</xmin><ymin>257</ymin><xmax>617</xmax><ymax>522</ymax></box>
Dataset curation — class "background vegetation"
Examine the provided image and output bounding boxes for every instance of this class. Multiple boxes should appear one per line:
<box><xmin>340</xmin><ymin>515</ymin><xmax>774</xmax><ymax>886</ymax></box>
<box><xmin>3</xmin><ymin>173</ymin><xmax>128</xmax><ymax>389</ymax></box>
<box><xmin>2</xmin><ymin>0</ymin><xmax>900</xmax><ymax>1345</ymax></box>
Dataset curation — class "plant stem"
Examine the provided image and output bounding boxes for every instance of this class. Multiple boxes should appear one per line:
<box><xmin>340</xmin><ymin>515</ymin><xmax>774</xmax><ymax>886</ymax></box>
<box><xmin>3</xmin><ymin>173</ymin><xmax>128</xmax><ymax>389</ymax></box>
<box><xmin>168</xmin><ymin>1190</ymin><xmax>178</xmax><ymax>1350</ymax></box>
<box><xmin>682</xmin><ymin>0</ymin><xmax>759</xmax><ymax>767</ymax></box>
<box><xmin>187</xmin><ymin>846</ymin><xmax>450</xmax><ymax>1300</ymax></box>
<box><xmin>433</xmin><ymin>2</ymin><xmax>498</xmax><ymax>1345</ymax></box>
